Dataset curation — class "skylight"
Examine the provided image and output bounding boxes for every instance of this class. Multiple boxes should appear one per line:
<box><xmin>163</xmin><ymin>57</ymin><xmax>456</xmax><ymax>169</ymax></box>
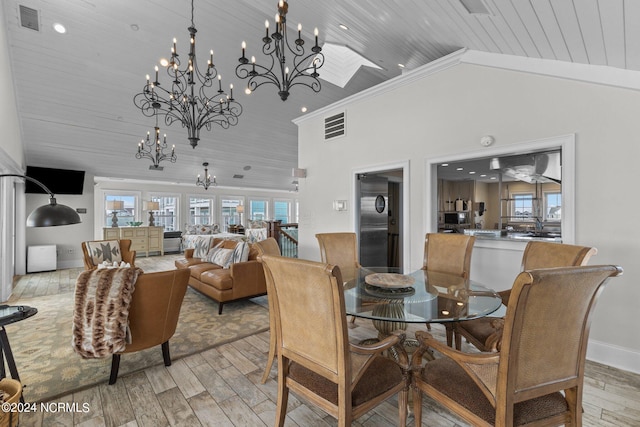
<box><xmin>312</xmin><ymin>43</ymin><xmax>382</xmax><ymax>88</ymax></box>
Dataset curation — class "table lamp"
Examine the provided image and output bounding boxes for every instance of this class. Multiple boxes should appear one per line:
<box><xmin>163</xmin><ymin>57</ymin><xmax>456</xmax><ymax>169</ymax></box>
<box><xmin>0</xmin><ymin>174</ymin><xmax>81</xmax><ymax>227</ymax></box>
<box><xmin>143</xmin><ymin>201</ymin><xmax>160</xmax><ymax>226</ymax></box>
<box><xmin>106</xmin><ymin>200</ymin><xmax>124</xmax><ymax>227</ymax></box>
<box><xmin>236</xmin><ymin>205</ymin><xmax>244</xmax><ymax>226</ymax></box>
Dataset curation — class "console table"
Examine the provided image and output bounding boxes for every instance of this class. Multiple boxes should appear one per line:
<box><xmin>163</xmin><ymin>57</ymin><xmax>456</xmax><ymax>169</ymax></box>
<box><xmin>103</xmin><ymin>226</ymin><xmax>164</xmax><ymax>256</ymax></box>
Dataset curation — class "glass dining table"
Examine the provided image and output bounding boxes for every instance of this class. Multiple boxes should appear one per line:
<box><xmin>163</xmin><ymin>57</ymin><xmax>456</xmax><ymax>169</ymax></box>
<box><xmin>341</xmin><ymin>266</ymin><xmax>503</xmax><ymax>347</ymax></box>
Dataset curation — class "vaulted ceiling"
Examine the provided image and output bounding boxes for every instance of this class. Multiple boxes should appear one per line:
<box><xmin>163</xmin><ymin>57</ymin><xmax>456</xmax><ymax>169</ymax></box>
<box><xmin>3</xmin><ymin>0</ymin><xmax>639</xmax><ymax>191</ymax></box>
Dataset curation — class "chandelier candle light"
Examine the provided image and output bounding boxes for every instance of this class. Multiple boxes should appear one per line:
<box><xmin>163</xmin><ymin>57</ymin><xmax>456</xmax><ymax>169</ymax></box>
<box><xmin>196</xmin><ymin>162</ymin><xmax>216</xmax><ymax>190</ymax></box>
<box><xmin>236</xmin><ymin>0</ymin><xmax>324</xmax><ymax>101</ymax></box>
<box><xmin>133</xmin><ymin>0</ymin><xmax>242</xmax><ymax>148</ymax></box>
<box><xmin>136</xmin><ymin>115</ymin><xmax>176</xmax><ymax>170</ymax></box>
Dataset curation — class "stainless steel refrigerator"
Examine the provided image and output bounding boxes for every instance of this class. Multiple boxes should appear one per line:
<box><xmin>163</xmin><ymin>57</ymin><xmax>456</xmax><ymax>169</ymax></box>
<box><xmin>359</xmin><ymin>175</ymin><xmax>388</xmax><ymax>267</ymax></box>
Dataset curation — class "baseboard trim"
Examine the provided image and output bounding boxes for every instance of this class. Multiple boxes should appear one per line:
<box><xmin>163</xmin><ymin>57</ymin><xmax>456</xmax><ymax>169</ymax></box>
<box><xmin>587</xmin><ymin>339</ymin><xmax>640</xmax><ymax>375</ymax></box>
<box><xmin>57</xmin><ymin>260</ymin><xmax>84</xmax><ymax>269</ymax></box>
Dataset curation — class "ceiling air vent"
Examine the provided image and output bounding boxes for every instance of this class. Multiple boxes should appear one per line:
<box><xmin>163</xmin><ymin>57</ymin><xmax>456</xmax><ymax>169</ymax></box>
<box><xmin>19</xmin><ymin>5</ymin><xmax>39</xmax><ymax>31</ymax></box>
<box><xmin>233</xmin><ymin>174</ymin><xmax>244</xmax><ymax>179</ymax></box>
<box><xmin>324</xmin><ymin>112</ymin><xmax>346</xmax><ymax>140</ymax></box>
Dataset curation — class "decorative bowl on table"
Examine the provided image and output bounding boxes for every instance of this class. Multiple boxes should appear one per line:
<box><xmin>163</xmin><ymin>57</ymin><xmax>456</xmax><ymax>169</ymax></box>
<box><xmin>128</xmin><ymin>221</ymin><xmax>143</xmax><ymax>227</ymax></box>
<box><xmin>364</xmin><ymin>273</ymin><xmax>416</xmax><ymax>298</ymax></box>
<box><xmin>365</xmin><ymin>273</ymin><xmax>415</xmax><ymax>289</ymax></box>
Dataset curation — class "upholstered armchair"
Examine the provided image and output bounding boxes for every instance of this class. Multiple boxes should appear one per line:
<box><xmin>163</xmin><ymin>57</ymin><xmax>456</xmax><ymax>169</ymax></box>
<box><xmin>411</xmin><ymin>264</ymin><xmax>622</xmax><ymax>427</ymax></box>
<box><xmin>81</xmin><ymin>239</ymin><xmax>136</xmax><ymax>270</ymax></box>
<box><xmin>454</xmin><ymin>241</ymin><xmax>597</xmax><ymax>351</ymax></box>
<box><xmin>261</xmin><ymin>255</ymin><xmax>409</xmax><ymax>427</ymax></box>
<box><xmin>109</xmin><ymin>268</ymin><xmax>190</xmax><ymax>384</ymax></box>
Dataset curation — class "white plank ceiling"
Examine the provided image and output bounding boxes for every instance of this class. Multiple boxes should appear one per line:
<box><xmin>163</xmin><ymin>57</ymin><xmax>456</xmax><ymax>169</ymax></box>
<box><xmin>2</xmin><ymin>0</ymin><xmax>639</xmax><ymax>191</ymax></box>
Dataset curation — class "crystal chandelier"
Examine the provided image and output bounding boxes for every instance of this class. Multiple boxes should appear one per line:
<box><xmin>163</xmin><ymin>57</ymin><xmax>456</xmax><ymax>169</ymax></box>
<box><xmin>135</xmin><ymin>115</ymin><xmax>176</xmax><ymax>170</ymax></box>
<box><xmin>133</xmin><ymin>0</ymin><xmax>242</xmax><ymax>148</ymax></box>
<box><xmin>236</xmin><ymin>0</ymin><xmax>324</xmax><ymax>101</ymax></box>
<box><xmin>196</xmin><ymin>162</ymin><xmax>217</xmax><ymax>190</ymax></box>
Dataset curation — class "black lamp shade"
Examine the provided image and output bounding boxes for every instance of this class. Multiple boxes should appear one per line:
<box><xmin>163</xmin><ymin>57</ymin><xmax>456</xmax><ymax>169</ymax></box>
<box><xmin>26</xmin><ymin>198</ymin><xmax>82</xmax><ymax>227</ymax></box>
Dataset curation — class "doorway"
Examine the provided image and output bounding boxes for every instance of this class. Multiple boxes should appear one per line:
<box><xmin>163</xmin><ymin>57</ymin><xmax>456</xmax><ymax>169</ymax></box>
<box><xmin>356</xmin><ymin>168</ymin><xmax>403</xmax><ymax>268</ymax></box>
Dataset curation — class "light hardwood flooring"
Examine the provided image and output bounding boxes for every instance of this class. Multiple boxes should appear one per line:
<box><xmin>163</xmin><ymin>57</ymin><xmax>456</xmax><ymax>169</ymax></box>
<box><xmin>9</xmin><ymin>255</ymin><xmax>640</xmax><ymax>427</ymax></box>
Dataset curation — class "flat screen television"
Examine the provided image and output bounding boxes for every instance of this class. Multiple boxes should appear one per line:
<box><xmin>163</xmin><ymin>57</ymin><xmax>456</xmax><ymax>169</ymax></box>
<box><xmin>25</xmin><ymin>166</ymin><xmax>85</xmax><ymax>195</ymax></box>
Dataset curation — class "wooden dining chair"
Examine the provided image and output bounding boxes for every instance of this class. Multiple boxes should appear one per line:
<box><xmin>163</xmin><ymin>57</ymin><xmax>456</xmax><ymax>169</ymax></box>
<box><xmin>453</xmin><ymin>241</ymin><xmax>597</xmax><ymax>351</ymax></box>
<box><xmin>316</xmin><ymin>232</ymin><xmax>362</xmax><ymax>326</ymax></box>
<box><xmin>422</xmin><ymin>233</ymin><xmax>476</xmax><ymax>346</ymax></box>
<box><xmin>261</xmin><ymin>255</ymin><xmax>409</xmax><ymax>427</ymax></box>
<box><xmin>315</xmin><ymin>232</ymin><xmax>361</xmax><ymax>280</ymax></box>
<box><xmin>411</xmin><ymin>264</ymin><xmax>622</xmax><ymax>427</ymax></box>
<box><xmin>251</xmin><ymin>237</ymin><xmax>283</xmax><ymax>384</ymax></box>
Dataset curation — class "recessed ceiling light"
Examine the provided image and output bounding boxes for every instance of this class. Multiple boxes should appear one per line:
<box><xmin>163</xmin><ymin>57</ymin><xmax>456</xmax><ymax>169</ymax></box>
<box><xmin>130</xmin><ymin>24</ymin><xmax>139</xmax><ymax>31</ymax></box>
<box><xmin>398</xmin><ymin>63</ymin><xmax>405</xmax><ymax>68</ymax></box>
<box><xmin>301</xmin><ymin>106</ymin><xmax>307</xmax><ymax>113</ymax></box>
<box><xmin>456</xmin><ymin>167</ymin><xmax>464</xmax><ymax>171</ymax></box>
<box><xmin>243</xmin><ymin>165</ymin><xmax>252</xmax><ymax>171</ymax></box>
<box><xmin>480</xmin><ymin>174</ymin><xmax>487</xmax><ymax>177</ymax></box>
<box><xmin>469</xmin><ymin>171</ymin><xmax>476</xmax><ymax>174</ymax></box>
<box><xmin>490</xmin><ymin>176</ymin><xmax>497</xmax><ymax>180</ymax></box>
<box><xmin>53</xmin><ymin>23</ymin><xmax>66</xmax><ymax>34</ymax></box>
<box><xmin>441</xmin><ymin>163</ymin><xmax>449</xmax><ymax>167</ymax></box>
<box><xmin>159</xmin><ymin>58</ymin><xmax>169</xmax><ymax>67</ymax></box>
<box><xmin>339</xmin><ymin>24</ymin><xmax>349</xmax><ymax>30</ymax></box>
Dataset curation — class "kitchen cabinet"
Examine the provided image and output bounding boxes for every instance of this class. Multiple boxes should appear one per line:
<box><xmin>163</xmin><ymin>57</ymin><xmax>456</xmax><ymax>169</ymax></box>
<box><xmin>102</xmin><ymin>226</ymin><xmax>164</xmax><ymax>256</ymax></box>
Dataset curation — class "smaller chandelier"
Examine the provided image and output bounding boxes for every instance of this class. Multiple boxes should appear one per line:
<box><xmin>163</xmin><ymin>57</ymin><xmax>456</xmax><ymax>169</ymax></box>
<box><xmin>196</xmin><ymin>162</ymin><xmax>217</xmax><ymax>190</ymax></box>
<box><xmin>236</xmin><ymin>0</ymin><xmax>324</xmax><ymax>101</ymax></box>
<box><xmin>136</xmin><ymin>116</ymin><xmax>176</xmax><ymax>170</ymax></box>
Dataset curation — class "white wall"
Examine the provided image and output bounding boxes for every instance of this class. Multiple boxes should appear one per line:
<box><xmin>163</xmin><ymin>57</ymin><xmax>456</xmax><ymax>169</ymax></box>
<box><xmin>0</xmin><ymin>4</ymin><xmax>23</xmax><ymax>169</ymax></box>
<box><xmin>296</xmin><ymin>54</ymin><xmax>640</xmax><ymax>373</ymax></box>
<box><xmin>24</xmin><ymin>173</ymin><xmax>95</xmax><ymax>269</ymax></box>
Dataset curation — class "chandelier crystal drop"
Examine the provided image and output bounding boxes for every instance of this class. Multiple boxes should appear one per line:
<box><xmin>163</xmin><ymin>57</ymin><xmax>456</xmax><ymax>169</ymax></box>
<box><xmin>133</xmin><ymin>0</ymin><xmax>242</xmax><ymax>149</ymax></box>
<box><xmin>196</xmin><ymin>162</ymin><xmax>217</xmax><ymax>190</ymax></box>
<box><xmin>135</xmin><ymin>115</ymin><xmax>177</xmax><ymax>169</ymax></box>
<box><xmin>236</xmin><ymin>0</ymin><xmax>324</xmax><ymax>101</ymax></box>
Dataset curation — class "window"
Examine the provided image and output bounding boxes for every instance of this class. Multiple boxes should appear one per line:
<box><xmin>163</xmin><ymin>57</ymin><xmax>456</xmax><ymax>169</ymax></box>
<box><xmin>150</xmin><ymin>195</ymin><xmax>178</xmax><ymax>231</ymax></box>
<box><xmin>249</xmin><ymin>199</ymin><xmax>268</xmax><ymax>221</ymax></box>
<box><xmin>274</xmin><ymin>200</ymin><xmax>292</xmax><ymax>223</ymax></box>
<box><xmin>189</xmin><ymin>196</ymin><xmax>215</xmax><ymax>225</ymax></box>
<box><xmin>544</xmin><ymin>192</ymin><xmax>561</xmax><ymax>221</ymax></box>
<box><xmin>511</xmin><ymin>193</ymin><xmax>534</xmax><ymax>221</ymax></box>
<box><xmin>221</xmin><ymin>197</ymin><xmax>243</xmax><ymax>230</ymax></box>
<box><xmin>105</xmin><ymin>193</ymin><xmax>136</xmax><ymax>227</ymax></box>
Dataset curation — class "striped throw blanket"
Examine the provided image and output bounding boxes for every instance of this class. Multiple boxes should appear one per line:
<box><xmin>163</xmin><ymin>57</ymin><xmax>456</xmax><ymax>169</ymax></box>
<box><xmin>72</xmin><ymin>267</ymin><xmax>142</xmax><ymax>358</ymax></box>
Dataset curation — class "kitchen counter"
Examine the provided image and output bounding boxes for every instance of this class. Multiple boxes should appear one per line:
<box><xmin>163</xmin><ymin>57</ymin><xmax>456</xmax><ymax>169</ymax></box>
<box><xmin>462</xmin><ymin>229</ymin><xmax>562</xmax><ymax>243</ymax></box>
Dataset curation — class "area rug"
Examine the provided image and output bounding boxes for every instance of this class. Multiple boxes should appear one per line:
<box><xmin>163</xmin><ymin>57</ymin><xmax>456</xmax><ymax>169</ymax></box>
<box><xmin>7</xmin><ymin>289</ymin><xmax>269</xmax><ymax>403</ymax></box>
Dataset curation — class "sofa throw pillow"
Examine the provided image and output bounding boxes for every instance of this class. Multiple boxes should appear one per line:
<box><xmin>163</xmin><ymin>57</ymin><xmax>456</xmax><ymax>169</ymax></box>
<box><xmin>226</xmin><ymin>241</ymin><xmax>250</xmax><ymax>268</ymax></box>
<box><xmin>246</xmin><ymin>228</ymin><xmax>267</xmax><ymax>243</ymax></box>
<box><xmin>87</xmin><ymin>240</ymin><xmax>122</xmax><ymax>266</ymax></box>
<box><xmin>209</xmin><ymin>248</ymin><xmax>234</xmax><ymax>267</ymax></box>
<box><xmin>203</xmin><ymin>240</ymin><xmax>225</xmax><ymax>263</ymax></box>
<box><xmin>193</xmin><ymin>236</ymin><xmax>213</xmax><ymax>259</ymax></box>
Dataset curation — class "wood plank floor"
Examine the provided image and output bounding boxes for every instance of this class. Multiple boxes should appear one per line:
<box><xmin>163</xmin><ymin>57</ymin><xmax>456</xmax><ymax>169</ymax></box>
<box><xmin>9</xmin><ymin>255</ymin><xmax>640</xmax><ymax>426</ymax></box>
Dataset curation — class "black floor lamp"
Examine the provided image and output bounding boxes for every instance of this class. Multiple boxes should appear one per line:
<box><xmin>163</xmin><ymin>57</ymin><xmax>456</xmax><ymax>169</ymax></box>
<box><xmin>0</xmin><ymin>174</ymin><xmax>81</xmax><ymax>227</ymax></box>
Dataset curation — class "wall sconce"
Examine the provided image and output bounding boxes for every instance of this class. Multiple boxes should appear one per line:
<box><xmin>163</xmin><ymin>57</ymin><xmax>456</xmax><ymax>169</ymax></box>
<box><xmin>292</xmin><ymin>168</ymin><xmax>307</xmax><ymax>178</ymax></box>
<box><xmin>106</xmin><ymin>200</ymin><xmax>124</xmax><ymax>227</ymax></box>
<box><xmin>143</xmin><ymin>201</ymin><xmax>160</xmax><ymax>226</ymax></box>
<box><xmin>333</xmin><ymin>200</ymin><xmax>347</xmax><ymax>211</ymax></box>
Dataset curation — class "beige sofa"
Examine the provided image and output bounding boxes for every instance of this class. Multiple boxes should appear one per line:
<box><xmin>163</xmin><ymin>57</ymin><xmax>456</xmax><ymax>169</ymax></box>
<box><xmin>175</xmin><ymin>237</ymin><xmax>280</xmax><ymax>314</ymax></box>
